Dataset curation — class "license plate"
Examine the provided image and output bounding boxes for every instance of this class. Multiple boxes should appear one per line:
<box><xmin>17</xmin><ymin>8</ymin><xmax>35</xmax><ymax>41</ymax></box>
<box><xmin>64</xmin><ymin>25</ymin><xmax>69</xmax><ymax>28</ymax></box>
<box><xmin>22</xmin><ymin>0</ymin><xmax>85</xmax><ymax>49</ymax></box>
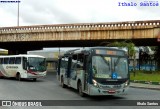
<box><xmin>108</xmin><ymin>90</ymin><xmax>116</xmax><ymax>93</ymax></box>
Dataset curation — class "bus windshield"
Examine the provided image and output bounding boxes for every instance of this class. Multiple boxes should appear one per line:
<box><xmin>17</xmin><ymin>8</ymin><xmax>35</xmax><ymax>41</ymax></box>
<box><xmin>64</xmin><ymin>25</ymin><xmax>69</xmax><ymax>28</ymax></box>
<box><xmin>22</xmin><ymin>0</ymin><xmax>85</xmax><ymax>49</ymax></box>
<box><xmin>28</xmin><ymin>57</ymin><xmax>46</xmax><ymax>72</ymax></box>
<box><xmin>92</xmin><ymin>56</ymin><xmax>128</xmax><ymax>79</ymax></box>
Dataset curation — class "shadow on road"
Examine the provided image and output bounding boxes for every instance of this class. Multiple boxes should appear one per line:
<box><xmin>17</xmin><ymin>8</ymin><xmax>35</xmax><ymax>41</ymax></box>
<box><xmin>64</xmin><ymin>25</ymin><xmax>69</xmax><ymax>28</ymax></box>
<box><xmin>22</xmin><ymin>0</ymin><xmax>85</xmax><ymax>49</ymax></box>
<box><xmin>86</xmin><ymin>95</ymin><xmax>125</xmax><ymax>101</ymax></box>
<box><xmin>0</xmin><ymin>77</ymin><xmax>45</xmax><ymax>82</ymax></box>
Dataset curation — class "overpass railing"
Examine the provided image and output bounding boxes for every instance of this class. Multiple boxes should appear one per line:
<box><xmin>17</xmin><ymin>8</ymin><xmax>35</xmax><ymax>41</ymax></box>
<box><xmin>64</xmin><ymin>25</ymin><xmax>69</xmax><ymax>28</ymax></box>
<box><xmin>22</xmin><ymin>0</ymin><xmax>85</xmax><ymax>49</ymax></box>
<box><xmin>0</xmin><ymin>20</ymin><xmax>160</xmax><ymax>33</ymax></box>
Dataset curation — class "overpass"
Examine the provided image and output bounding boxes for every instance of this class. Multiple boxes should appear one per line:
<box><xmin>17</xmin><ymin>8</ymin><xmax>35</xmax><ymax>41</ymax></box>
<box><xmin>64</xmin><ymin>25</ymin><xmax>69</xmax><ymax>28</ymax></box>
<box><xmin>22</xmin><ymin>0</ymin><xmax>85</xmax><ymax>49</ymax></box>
<box><xmin>0</xmin><ymin>20</ymin><xmax>160</xmax><ymax>54</ymax></box>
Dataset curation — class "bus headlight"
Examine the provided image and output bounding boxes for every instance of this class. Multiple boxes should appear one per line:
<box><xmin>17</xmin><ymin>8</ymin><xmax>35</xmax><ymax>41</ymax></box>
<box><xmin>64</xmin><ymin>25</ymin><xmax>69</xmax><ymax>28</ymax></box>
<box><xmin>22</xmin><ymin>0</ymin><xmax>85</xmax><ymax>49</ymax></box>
<box><xmin>92</xmin><ymin>79</ymin><xmax>100</xmax><ymax>88</ymax></box>
<box><xmin>124</xmin><ymin>80</ymin><xmax>129</xmax><ymax>88</ymax></box>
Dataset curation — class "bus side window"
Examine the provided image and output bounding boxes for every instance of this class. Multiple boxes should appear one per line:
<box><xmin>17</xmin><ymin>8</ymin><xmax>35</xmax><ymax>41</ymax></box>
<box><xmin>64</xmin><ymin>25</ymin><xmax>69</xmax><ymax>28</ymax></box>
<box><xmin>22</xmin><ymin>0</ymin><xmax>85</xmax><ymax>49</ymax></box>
<box><xmin>15</xmin><ymin>57</ymin><xmax>21</xmax><ymax>64</ymax></box>
<box><xmin>77</xmin><ymin>61</ymin><xmax>83</xmax><ymax>70</ymax></box>
<box><xmin>0</xmin><ymin>58</ymin><xmax>3</xmax><ymax>64</ymax></box>
<box><xmin>23</xmin><ymin>57</ymin><xmax>27</xmax><ymax>70</ymax></box>
<box><xmin>9</xmin><ymin>57</ymin><xmax>15</xmax><ymax>64</ymax></box>
<box><xmin>83</xmin><ymin>55</ymin><xmax>88</xmax><ymax>70</ymax></box>
<box><xmin>4</xmin><ymin>58</ymin><xmax>9</xmax><ymax>64</ymax></box>
<box><xmin>76</xmin><ymin>54</ymin><xmax>84</xmax><ymax>70</ymax></box>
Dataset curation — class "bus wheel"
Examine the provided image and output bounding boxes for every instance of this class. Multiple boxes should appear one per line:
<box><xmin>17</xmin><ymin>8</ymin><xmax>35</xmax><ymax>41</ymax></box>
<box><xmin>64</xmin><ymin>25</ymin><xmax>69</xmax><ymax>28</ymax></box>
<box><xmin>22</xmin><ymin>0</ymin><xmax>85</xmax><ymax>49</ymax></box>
<box><xmin>0</xmin><ymin>76</ymin><xmax>4</xmax><ymax>79</ymax></box>
<box><xmin>33</xmin><ymin>78</ymin><xmax>37</xmax><ymax>81</ymax></box>
<box><xmin>16</xmin><ymin>73</ymin><xmax>21</xmax><ymax>81</ymax></box>
<box><xmin>78</xmin><ymin>81</ymin><xmax>84</xmax><ymax>97</ymax></box>
<box><xmin>61</xmin><ymin>77</ymin><xmax>66</xmax><ymax>88</ymax></box>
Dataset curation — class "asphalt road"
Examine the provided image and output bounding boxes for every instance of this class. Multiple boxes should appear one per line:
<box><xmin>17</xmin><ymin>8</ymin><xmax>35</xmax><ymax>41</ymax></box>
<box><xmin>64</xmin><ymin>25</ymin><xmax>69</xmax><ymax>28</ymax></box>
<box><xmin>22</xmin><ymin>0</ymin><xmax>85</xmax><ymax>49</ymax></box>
<box><xmin>0</xmin><ymin>71</ymin><xmax>160</xmax><ymax>109</ymax></box>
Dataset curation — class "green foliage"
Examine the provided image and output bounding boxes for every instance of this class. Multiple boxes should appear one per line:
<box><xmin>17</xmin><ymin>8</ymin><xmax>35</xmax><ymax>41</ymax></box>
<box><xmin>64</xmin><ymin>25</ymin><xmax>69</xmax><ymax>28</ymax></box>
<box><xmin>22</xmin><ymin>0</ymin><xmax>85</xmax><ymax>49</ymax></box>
<box><xmin>130</xmin><ymin>70</ymin><xmax>160</xmax><ymax>82</ymax></box>
<box><xmin>150</xmin><ymin>46</ymin><xmax>157</xmax><ymax>51</ymax></box>
<box><xmin>154</xmin><ymin>46</ymin><xmax>160</xmax><ymax>70</ymax></box>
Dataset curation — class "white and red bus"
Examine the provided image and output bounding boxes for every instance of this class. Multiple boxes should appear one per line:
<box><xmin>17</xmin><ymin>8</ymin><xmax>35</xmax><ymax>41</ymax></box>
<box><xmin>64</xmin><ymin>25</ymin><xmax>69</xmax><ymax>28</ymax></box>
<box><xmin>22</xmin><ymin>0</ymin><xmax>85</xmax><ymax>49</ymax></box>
<box><xmin>0</xmin><ymin>54</ymin><xmax>47</xmax><ymax>81</ymax></box>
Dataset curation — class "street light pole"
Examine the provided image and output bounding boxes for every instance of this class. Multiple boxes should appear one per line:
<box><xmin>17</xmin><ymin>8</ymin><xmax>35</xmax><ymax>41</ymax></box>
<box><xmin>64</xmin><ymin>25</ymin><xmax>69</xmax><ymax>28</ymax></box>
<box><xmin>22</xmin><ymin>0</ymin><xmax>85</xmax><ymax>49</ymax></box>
<box><xmin>17</xmin><ymin>0</ymin><xmax>19</xmax><ymax>26</ymax></box>
<box><xmin>59</xmin><ymin>47</ymin><xmax>60</xmax><ymax>56</ymax></box>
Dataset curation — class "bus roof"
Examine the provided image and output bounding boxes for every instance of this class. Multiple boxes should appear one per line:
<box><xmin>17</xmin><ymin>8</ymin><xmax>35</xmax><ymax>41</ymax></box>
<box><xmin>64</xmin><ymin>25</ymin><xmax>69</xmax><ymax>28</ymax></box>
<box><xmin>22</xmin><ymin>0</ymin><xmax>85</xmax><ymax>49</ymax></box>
<box><xmin>64</xmin><ymin>47</ymin><xmax>126</xmax><ymax>55</ymax></box>
<box><xmin>0</xmin><ymin>54</ymin><xmax>45</xmax><ymax>58</ymax></box>
<box><xmin>83</xmin><ymin>47</ymin><xmax>127</xmax><ymax>51</ymax></box>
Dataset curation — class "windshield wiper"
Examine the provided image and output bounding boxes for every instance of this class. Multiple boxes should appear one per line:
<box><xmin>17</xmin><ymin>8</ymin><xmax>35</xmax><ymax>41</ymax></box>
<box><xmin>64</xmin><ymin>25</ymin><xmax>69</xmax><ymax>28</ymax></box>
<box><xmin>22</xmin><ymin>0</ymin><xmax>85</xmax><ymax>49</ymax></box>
<box><xmin>101</xmin><ymin>56</ymin><xmax>111</xmax><ymax>71</ymax></box>
<box><xmin>114</xmin><ymin>58</ymin><xmax>120</xmax><ymax>67</ymax></box>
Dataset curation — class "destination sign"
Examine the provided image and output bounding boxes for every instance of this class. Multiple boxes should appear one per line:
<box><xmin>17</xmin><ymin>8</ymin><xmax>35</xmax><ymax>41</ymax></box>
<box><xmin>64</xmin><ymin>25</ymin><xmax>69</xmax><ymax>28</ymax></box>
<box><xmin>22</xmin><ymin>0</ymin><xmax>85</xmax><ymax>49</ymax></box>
<box><xmin>95</xmin><ymin>49</ymin><xmax>125</xmax><ymax>56</ymax></box>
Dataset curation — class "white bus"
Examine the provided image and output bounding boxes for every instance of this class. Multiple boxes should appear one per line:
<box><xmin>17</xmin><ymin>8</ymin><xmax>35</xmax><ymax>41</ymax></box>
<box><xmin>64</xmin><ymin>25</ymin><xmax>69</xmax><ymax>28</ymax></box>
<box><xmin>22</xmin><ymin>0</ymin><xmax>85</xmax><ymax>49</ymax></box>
<box><xmin>57</xmin><ymin>47</ymin><xmax>129</xmax><ymax>96</ymax></box>
<box><xmin>0</xmin><ymin>54</ymin><xmax>47</xmax><ymax>81</ymax></box>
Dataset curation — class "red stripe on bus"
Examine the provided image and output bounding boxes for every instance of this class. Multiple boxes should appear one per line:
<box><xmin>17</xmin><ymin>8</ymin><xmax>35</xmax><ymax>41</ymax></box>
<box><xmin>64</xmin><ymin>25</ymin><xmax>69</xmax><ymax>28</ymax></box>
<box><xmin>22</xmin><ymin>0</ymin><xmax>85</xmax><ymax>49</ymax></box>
<box><xmin>27</xmin><ymin>70</ymin><xmax>37</xmax><ymax>75</ymax></box>
<box><xmin>0</xmin><ymin>71</ymin><xmax>4</xmax><ymax>76</ymax></box>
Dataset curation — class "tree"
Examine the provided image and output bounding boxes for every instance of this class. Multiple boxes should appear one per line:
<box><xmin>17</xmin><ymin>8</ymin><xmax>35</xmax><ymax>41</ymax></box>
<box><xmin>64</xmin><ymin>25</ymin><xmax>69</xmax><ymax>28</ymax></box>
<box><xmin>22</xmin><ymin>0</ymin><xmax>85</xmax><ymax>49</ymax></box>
<box><xmin>105</xmin><ymin>41</ymin><xmax>136</xmax><ymax>76</ymax></box>
<box><xmin>154</xmin><ymin>46</ymin><xmax>160</xmax><ymax>70</ymax></box>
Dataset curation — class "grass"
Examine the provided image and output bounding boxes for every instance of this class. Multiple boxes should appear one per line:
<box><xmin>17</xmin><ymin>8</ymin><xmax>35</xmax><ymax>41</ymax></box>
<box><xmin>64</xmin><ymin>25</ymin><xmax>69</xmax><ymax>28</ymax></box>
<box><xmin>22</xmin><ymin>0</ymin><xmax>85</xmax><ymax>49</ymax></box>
<box><xmin>130</xmin><ymin>70</ymin><xmax>160</xmax><ymax>82</ymax></box>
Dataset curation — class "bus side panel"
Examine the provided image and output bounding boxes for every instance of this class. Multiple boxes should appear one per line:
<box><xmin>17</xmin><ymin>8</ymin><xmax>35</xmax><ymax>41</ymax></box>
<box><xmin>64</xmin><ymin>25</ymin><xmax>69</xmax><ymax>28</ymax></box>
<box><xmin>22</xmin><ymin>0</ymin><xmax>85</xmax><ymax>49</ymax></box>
<box><xmin>60</xmin><ymin>68</ymin><xmax>68</xmax><ymax>85</ymax></box>
<box><xmin>0</xmin><ymin>64</ymin><xmax>10</xmax><ymax>77</ymax></box>
<box><xmin>2</xmin><ymin>64</ymin><xmax>27</xmax><ymax>78</ymax></box>
<box><xmin>70</xmin><ymin>79</ymin><xmax>77</xmax><ymax>89</ymax></box>
<box><xmin>15</xmin><ymin>64</ymin><xmax>26</xmax><ymax>78</ymax></box>
<box><xmin>76</xmin><ymin>70</ymin><xmax>85</xmax><ymax>90</ymax></box>
<box><xmin>69</xmin><ymin>69</ymin><xmax>77</xmax><ymax>89</ymax></box>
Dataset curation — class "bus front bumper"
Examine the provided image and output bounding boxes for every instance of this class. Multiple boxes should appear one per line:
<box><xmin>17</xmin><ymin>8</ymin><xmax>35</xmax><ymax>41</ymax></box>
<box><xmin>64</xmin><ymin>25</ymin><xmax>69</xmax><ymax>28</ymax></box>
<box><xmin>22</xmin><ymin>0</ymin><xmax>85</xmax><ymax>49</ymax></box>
<box><xmin>88</xmin><ymin>85</ymin><xmax>129</xmax><ymax>96</ymax></box>
<box><xmin>27</xmin><ymin>72</ymin><xmax>47</xmax><ymax>78</ymax></box>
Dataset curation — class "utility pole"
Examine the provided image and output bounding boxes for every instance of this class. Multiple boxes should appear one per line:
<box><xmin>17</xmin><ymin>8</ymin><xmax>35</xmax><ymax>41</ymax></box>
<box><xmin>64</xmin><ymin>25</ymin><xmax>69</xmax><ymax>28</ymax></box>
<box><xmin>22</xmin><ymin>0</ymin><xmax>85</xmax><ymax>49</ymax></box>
<box><xmin>59</xmin><ymin>47</ymin><xmax>60</xmax><ymax>57</ymax></box>
<box><xmin>17</xmin><ymin>0</ymin><xmax>20</xmax><ymax>26</ymax></box>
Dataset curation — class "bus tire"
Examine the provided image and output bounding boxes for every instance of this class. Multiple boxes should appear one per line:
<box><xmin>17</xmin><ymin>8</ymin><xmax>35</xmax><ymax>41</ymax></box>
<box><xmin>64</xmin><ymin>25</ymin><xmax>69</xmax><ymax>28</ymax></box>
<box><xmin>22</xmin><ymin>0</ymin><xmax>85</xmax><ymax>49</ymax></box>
<box><xmin>0</xmin><ymin>76</ymin><xmax>4</xmax><ymax>79</ymax></box>
<box><xmin>33</xmin><ymin>78</ymin><xmax>37</xmax><ymax>81</ymax></box>
<box><xmin>78</xmin><ymin>81</ymin><xmax>85</xmax><ymax>97</ymax></box>
<box><xmin>16</xmin><ymin>73</ymin><xmax>21</xmax><ymax>81</ymax></box>
<box><xmin>61</xmin><ymin>76</ymin><xmax>66</xmax><ymax>88</ymax></box>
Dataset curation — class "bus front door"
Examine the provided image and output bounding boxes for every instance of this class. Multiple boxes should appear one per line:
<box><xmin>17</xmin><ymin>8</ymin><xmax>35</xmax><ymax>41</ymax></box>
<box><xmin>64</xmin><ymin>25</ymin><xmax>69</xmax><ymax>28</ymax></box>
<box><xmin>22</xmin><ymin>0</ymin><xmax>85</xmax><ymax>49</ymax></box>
<box><xmin>83</xmin><ymin>55</ymin><xmax>89</xmax><ymax>91</ymax></box>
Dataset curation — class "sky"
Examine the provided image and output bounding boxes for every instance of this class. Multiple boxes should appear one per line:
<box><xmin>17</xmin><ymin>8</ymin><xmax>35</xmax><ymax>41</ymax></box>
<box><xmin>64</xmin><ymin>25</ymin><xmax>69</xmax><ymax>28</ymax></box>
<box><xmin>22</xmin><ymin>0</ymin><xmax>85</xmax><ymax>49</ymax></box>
<box><xmin>0</xmin><ymin>0</ymin><xmax>160</xmax><ymax>27</ymax></box>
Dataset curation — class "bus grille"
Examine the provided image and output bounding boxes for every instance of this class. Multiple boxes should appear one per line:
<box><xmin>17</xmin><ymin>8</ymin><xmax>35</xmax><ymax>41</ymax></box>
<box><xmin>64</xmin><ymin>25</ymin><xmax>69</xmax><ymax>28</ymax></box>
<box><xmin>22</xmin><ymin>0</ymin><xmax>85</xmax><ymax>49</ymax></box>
<box><xmin>101</xmin><ymin>81</ymin><xmax>125</xmax><ymax>85</ymax></box>
<box><xmin>101</xmin><ymin>85</ymin><xmax>122</xmax><ymax>90</ymax></box>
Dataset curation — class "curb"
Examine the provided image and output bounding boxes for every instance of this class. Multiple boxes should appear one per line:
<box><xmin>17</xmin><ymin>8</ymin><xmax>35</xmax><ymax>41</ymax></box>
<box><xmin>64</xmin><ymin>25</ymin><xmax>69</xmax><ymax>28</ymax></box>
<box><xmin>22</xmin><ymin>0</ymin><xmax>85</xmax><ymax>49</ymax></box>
<box><xmin>129</xmin><ymin>85</ymin><xmax>160</xmax><ymax>90</ymax></box>
<box><xmin>130</xmin><ymin>82</ymin><xmax>160</xmax><ymax>90</ymax></box>
<box><xmin>130</xmin><ymin>80</ymin><xmax>160</xmax><ymax>85</ymax></box>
